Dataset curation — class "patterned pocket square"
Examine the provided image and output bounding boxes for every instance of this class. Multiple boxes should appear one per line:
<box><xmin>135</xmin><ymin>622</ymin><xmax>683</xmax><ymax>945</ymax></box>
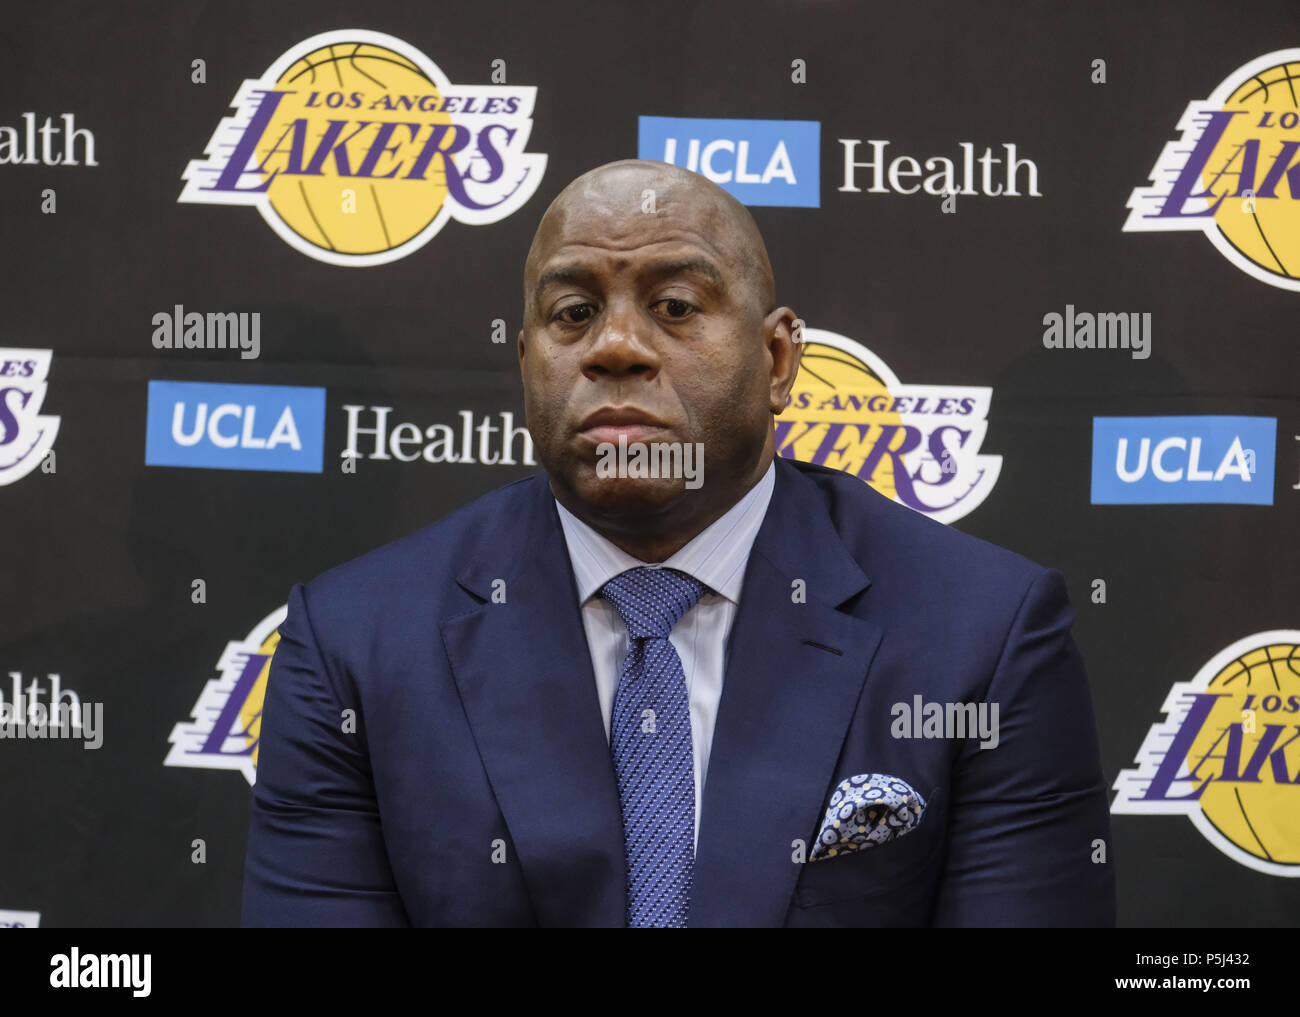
<box><xmin>808</xmin><ymin>773</ymin><xmax>927</xmax><ymax>861</ymax></box>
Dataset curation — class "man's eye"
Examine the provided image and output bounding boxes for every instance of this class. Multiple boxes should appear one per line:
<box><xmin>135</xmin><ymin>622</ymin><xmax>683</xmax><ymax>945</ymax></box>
<box><xmin>556</xmin><ymin>304</ymin><xmax>596</xmax><ymax>324</ymax></box>
<box><xmin>654</xmin><ymin>298</ymin><xmax>695</xmax><ymax>319</ymax></box>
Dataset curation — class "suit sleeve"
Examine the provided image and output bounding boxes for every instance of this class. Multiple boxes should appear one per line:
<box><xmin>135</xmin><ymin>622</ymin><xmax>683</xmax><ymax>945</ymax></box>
<box><xmin>930</xmin><ymin>567</ymin><xmax>1116</xmax><ymax>927</ymax></box>
<box><xmin>241</xmin><ymin>582</ymin><xmax>410</xmax><ymax>927</ymax></box>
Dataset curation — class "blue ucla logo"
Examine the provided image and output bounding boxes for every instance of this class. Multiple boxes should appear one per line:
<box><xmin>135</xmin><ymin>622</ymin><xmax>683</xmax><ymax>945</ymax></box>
<box><xmin>1091</xmin><ymin>416</ymin><xmax>1275</xmax><ymax>505</ymax></box>
<box><xmin>637</xmin><ymin>116</ymin><xmax>819</xmax><ymax>207</ymax></box>
<box><xmin>145</xmin><ymin>380</ymin><xmax>325</xmax><ymax>473</ymax></box>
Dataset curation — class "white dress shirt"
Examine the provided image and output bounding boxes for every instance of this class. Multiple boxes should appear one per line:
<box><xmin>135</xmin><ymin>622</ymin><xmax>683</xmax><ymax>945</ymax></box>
<box><xmin>554</xmin><ymin>459</ymin><xmax>776</xmax><ymax>851</ymax></box>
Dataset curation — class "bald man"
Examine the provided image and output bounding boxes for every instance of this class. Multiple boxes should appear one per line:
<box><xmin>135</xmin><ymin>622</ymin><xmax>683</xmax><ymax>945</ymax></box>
<box><xmin>242</xmin><ymin>160</ymin><xmax>1115</xmax><ymax>928</ymax></box>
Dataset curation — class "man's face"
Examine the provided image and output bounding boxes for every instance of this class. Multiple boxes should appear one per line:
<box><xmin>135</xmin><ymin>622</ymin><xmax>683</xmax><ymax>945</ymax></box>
<box><xmin>520</xmin><ymin>173</ymin><xmax>785</xmax><ymax>533</ymax></box>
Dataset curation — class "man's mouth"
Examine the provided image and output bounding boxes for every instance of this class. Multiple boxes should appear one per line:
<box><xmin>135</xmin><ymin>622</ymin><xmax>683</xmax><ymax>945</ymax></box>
<box><xmin>577</xmin><ymin>407</ymin><xmax>670</xmax><ymax>445</ymax></box>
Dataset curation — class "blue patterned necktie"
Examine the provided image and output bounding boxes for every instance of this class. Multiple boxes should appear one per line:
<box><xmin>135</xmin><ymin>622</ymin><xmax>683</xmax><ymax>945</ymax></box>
<box><xmin>600</xmin><ymin>566</ymin><xmax>707</xmax><ymax>928</ymax></box>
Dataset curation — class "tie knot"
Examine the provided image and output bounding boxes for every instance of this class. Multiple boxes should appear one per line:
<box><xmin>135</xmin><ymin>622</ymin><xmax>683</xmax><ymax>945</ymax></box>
<box><xmin>600</xmin><ymin>566</ymin><xmax>708</xmax><ymax>640</ymax></box>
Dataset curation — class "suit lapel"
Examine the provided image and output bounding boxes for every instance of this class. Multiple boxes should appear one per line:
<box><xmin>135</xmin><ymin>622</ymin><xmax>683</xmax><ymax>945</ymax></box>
<box><xmin>439</xmin><ymin>476</ymin><xmax>627</xmax><ymax>927</ymax></box>
<box><xmin>689</xmin><ymin>458</ymin><xmax>884</xmax><ymax>927</ymax></box>
<box><xmin>438</xmin><ymin>460</ymin><xmax>884</xmax><ymax>928</ymax></box>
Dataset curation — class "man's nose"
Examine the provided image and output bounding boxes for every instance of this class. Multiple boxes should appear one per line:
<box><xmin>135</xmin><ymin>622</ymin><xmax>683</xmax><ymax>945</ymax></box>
<box><xmin>580</xmin><ymin>299</ymin><xmax>661</xmax><ymax>381</ymax></box>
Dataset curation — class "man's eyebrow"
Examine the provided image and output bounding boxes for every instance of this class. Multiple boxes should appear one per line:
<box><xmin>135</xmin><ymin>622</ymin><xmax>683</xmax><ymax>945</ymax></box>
<box><xmin>534</xmin><ymin>264</ymin><xmax>598</xmax><ymax>295</ymax></box>
<box><xmin>642</xmin><ymin>257</ymin><xmax>725</xmax><ymax>287</ymax></box>
<box><xmin>532</xmin><ymin>257</ymin><xmax>726</xmax><ymax>297</ymax></box>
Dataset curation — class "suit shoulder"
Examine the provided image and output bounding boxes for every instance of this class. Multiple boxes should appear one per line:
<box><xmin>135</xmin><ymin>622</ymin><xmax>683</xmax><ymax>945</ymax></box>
<box><xmin>785</xmin><ymin>457</ymin><xmax>1048</xmax><ymax>593</ymax></box>
<box><xmin>297</xmin><ymin>472</ymin><xmax>543</xmax><ymax>610</ymax></box>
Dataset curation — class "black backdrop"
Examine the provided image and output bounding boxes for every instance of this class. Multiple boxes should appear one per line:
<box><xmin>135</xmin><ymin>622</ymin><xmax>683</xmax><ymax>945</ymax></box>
<box><xmin>2</xmin><ymin>0</ymin><xmax>1297</xmax><ymax>927</ymax></box>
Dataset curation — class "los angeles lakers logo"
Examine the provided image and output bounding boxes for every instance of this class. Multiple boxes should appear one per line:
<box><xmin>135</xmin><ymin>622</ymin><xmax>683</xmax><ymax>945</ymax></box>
<box><xmin>1113</xmin><ymin>631</ymin><xmax>1300</xmax><ymax>877</ymax></box>
<box><xmin>779</xmin><ymin>329</ymin><xmax>1001</xmax><ymax>524</ymax></box>
<box><xmin>179</xmin><ymin>30</ymin><xmax>546</xmax><ymax>266</ymax></box>
<box><xmin>164</xmin><ymin>607</ymin><xmax>285</xmax><ymax>785</ymax></box>
<box><xmin>1125</xmin><ymin>49</ymin><xmax>1300</xmax><ymax>291</ymax></box>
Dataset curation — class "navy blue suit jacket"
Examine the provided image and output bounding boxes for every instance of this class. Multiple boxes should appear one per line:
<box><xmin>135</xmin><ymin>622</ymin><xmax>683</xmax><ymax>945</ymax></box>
<box><xmin>241</xmin><ymin>455</ymin><xmax>1116</xmax><ymax>927</ymax></box>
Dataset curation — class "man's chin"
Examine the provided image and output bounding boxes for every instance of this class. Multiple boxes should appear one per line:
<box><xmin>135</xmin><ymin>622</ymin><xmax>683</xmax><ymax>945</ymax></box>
<box><xmin>569</xmin><ymin>470</ymin><xmax>691</xmax><ymax>522</ymax></box>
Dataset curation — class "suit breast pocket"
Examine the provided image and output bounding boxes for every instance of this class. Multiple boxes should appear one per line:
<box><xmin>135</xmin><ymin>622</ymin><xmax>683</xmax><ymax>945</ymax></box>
<box><xmin>792</xmin><ymin>785</ymin><xmax>945</xmax><ymax>911</ymax></box>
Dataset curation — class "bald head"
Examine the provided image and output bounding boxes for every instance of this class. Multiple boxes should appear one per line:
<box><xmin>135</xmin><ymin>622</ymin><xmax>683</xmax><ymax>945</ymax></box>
<box><xmin>523</xmin><ymin>159</ymin><xmax>776</xmax><ymax>316</ymax></box>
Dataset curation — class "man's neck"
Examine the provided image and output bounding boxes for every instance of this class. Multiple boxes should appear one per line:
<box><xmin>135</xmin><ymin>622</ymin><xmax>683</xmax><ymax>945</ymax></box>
<box><xmin>558</xmin><ymin>453</ymin><xmax>773</xmax><ymax>563</ymax></box>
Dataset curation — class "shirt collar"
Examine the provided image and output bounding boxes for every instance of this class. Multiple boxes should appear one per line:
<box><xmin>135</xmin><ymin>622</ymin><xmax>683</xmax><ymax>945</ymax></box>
<box><xmin>555</xmin><ymin>458</ymin><xmax>776</xmax><ymax>606</ymax></box>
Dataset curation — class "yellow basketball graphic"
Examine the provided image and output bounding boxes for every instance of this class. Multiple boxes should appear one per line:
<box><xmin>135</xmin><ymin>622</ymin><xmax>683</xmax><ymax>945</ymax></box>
<box><xmin>238</xmin><ymin>628</ymin><xmax>280</xmax><ymax>769</ymax></box>
<box><xmin>1186</xmin><ymin>641</ymin><xmax>1300</xmax><ymax>866</ymax></box>
<box><xmin>260</xmin><ymin>43</ymin><xmax>453</xmax><ymax>257</ymax></box>
<box><xmin>1126</xmin><ymin>49</ymin><xmax>1300</xmax><ymax>291</ymax></box>
<box><xmin>781</xmin><ymin>329</ymin><xmax>1001</xmax><ymax>524</ymax></box>
<box><xmin>178</xmin><ymin>30</ymin><xmax>546</xmax><ymax>266</ymax></box>
<box><xmin>786</xmin><ymin>341</ymin><xmax>905</xmax><ymax>502</ymax></box>
<box><xmin>1209</xmin><ymin>58</ymin><xmax>1300</xmax><ymax>283</ymax></box>
<box><xmin>165</xmin><ymin>604</ymin><xmax>288</xmax><ymax>785</ymax></box>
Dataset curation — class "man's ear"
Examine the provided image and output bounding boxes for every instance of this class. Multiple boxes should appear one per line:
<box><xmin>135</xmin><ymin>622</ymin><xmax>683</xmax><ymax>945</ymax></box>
<box><xmin>763</xmin><ymin>307</ymin><xmax>803</xmax><ymax>414</ymax></box>
<box><xmin>517</xmin><ymin>329</ymin><xmax>526</xmax><ymax>365</ymax></box>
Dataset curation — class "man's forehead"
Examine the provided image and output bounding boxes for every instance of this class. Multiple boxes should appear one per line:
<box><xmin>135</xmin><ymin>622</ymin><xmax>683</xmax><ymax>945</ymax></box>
<box><xmin>530</xmin><ymin>192</ymin><xmax>740</xmax><ymax>281</ymax></box>
<box><xmin>523</xmin><ymin>160</ymin><xmax>774</xmax><ymax>310</ymax></box>
<box><xmin>537</xmin><ymin>232</ymin><xmax>732</xmax><ymax>280</ymax></box>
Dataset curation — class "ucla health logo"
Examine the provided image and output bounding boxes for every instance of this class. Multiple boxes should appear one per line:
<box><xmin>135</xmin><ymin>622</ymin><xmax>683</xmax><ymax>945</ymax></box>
<box><xmin>1092</xmin><ymin>416</ymin><xmax>1275</xmax><ymax>505</ymax></box>
<box><xmin>1125</xmin><ymin>49</ymin><xmax>1300</xmax><ymax>290</ymax></box>
<box><xmin>1113</xmin><ymin>631</ymin><xmax>1300</xmax><ymax>877</ymax></box>
<box><xmin>638</xmin><ymin>116</ymin><xmax>819</xmax><ymax>207</ymax></box>
<box><xmin>0</xmin><ymin>348</ymin><xmax>59</xmax><ymax>487</ymax></box>
<box><xmin>778</xmin><ymin>329</ymin><xmax>1001</xmax><ymax>524</ymax></box>
<box><xmin>179</xmin><ymin>30</ymin><xmax>547</xmax><ymax>266</ymax></box>
<box><xmin>165</xmin><ymin>606</ymin><xmax>285</xmax><ymax>785</ymax></box>
<box><xmin>145</xmin><ymin>380</ymin><xmax>325</xmax><ymax>473</ymax></box>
